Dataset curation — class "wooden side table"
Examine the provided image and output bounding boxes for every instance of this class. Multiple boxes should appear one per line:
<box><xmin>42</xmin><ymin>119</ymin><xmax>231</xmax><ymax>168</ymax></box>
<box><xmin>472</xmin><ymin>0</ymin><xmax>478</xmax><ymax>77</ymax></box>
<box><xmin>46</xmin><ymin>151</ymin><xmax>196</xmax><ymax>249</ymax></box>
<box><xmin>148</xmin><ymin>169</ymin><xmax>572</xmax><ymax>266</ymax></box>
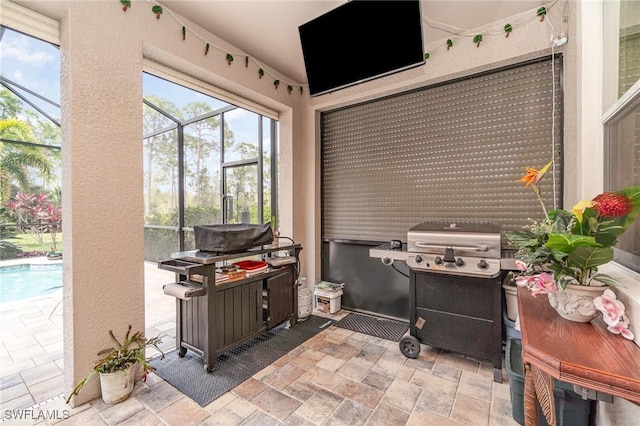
<box><xmin>517</xmin><ymin>287</ymin><xmax>640</xmax><ymax>426</ymax></box>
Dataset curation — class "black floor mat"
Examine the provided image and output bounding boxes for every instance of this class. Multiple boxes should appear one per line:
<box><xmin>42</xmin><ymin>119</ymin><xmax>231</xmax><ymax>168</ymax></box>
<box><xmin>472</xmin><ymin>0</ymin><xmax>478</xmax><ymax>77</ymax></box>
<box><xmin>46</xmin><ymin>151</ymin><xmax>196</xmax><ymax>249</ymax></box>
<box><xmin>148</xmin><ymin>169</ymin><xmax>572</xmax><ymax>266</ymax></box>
<box><xmin>334</xmin><ymin>312</ymin><xmax>409</xmax><ymax>342</ymax></box>
<box><xmin>149</xmin><ymin>315</ymin><xmax>333</xmax><ymax>407</ymax></box>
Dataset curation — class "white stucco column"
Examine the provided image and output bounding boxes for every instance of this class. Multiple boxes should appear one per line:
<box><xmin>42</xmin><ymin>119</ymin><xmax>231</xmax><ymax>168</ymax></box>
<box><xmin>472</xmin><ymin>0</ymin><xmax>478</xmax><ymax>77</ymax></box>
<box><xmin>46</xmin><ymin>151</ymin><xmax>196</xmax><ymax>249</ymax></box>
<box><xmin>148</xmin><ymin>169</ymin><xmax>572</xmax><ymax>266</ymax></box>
<box><xmin>578</xmin><ymin>0</ymin><xmax>604</xmax><ymax>198</ymax></box>
<box><xmin>60</xmin><ymin>3</ymin><xmax>145</xmax><ymax>405</ymax></box>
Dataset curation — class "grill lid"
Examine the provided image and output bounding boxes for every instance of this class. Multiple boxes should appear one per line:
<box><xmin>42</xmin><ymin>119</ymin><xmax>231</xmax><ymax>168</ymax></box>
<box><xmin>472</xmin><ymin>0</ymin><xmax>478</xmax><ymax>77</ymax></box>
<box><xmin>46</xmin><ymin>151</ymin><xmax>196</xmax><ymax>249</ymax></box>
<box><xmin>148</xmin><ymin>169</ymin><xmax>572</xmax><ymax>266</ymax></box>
<box><xmin>408</xmin><ymin>221</ymin><xmax>500</xmax><ymax>234</ymax></box>
<box><xmin>407</xmin><ymin>221</ymin><xmax>502</xmax><ymax>259</ymax></box>
<box><xmin>406</xmin><ymin>221</ymin><xmax>502</xmax><ymax>277</ymax></box>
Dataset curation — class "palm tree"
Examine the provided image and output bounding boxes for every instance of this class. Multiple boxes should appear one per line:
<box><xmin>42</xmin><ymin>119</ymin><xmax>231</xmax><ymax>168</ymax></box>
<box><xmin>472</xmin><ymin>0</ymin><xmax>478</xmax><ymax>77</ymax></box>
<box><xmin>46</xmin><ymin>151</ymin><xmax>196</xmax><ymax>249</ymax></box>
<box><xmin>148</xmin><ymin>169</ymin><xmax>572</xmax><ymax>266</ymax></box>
<box><xmin>0</xmin><ymin>118</ymin><xmax>53</xmax><ymax>203</ymax></box>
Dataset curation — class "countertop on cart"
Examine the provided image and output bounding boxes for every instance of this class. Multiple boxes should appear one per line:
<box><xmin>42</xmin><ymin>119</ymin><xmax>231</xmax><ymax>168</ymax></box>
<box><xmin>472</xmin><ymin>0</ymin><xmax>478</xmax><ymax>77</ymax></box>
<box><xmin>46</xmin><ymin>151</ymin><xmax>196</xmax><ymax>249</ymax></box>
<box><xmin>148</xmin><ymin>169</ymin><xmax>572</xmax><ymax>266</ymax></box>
<box><xmin>170</xmin><ymin>242</ymin><xmax>302</xmax><ymax>264</ymax></box>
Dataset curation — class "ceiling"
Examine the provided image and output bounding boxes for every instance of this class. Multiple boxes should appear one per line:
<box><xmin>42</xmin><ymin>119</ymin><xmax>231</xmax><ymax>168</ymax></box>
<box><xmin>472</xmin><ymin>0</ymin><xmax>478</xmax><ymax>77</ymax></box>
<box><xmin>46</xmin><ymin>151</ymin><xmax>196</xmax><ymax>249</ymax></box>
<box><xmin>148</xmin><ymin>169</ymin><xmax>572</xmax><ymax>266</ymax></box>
<box><xmin>163</xmin><ymin>0</ymin><xmax>544</xmax><ymax>85</ymax></box>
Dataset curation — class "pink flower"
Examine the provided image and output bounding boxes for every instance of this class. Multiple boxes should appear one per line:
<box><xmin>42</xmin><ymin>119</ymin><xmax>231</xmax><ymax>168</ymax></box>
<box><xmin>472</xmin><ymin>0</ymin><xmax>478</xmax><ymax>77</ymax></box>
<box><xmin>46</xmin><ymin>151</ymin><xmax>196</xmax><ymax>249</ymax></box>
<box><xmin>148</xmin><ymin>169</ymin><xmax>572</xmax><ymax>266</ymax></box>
<box><xmin>529</xmin><ymin>273</ymin><xmax>557</xmax><ymax>297</ymax></box>
<box><xmin>594</xmin><ymin>289</ymin><xmax>625</xmax><ymax>327</ymax></box>
<box><xmin>514</xmin><ymin>260</ymin><xmax>528</xmax><ymax>271</ymax></box>
<box><xmin>607</xmin><ymin>316</ymin><xmax>635</xmax><ymax>340</ymax></box>
<box><xmin>594</xmin><ymin>290</ymin><xmax>635</xmax><ymax>340</ymax></box>
<box><xmin>515</xmin><ymin>275</ymin><xmax>536</xmax><ymax>288</ymax></box>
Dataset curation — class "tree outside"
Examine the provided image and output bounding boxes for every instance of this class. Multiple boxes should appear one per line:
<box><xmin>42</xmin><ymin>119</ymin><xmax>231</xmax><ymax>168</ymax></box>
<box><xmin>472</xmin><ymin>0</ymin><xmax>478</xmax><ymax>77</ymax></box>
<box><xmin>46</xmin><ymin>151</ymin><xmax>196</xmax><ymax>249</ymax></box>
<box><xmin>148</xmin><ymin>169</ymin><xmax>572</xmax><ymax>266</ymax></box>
<box><xmin>142</xmin><ymin>77</ymin><xmax>277</xmax><ymax>261</ymax></box>
<box><xmin>0</xmin><ymin>85</ymin><xmax>62</xmax><ymax>259</ymax></box>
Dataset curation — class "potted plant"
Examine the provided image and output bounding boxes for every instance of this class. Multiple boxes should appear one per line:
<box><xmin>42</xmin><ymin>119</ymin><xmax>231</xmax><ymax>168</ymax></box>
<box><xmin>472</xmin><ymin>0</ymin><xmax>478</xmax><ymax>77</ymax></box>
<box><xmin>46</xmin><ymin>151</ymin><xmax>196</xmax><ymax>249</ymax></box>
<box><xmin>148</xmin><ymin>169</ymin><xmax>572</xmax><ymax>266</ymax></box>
<box><xmin>66</xmin><ymin>325</ymin><xmax>164</xmax><ymax>405</ymax></box>
<box><xmin>504</xmin><ymin>160</ymin><xmax>640</xmax><ymax>327</ymax></box>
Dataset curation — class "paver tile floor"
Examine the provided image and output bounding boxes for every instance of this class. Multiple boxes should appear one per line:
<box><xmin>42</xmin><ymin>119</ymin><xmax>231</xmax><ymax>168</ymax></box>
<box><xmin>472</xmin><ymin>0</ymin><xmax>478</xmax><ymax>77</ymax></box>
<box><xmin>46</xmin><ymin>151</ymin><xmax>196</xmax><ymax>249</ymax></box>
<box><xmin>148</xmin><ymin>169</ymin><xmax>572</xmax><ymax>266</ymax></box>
<box><xmin>0</xmin><ymin>260</ymin><xmax>518</xmax><ymax>425</ymax></box>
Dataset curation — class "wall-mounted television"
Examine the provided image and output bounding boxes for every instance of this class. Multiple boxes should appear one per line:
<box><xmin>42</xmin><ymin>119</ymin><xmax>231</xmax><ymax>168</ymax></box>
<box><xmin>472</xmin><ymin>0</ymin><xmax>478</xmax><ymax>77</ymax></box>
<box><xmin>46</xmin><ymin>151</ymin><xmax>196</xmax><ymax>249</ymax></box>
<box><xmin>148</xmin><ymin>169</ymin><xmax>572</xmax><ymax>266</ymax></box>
<box><xmin>299</xmin><ymin>0</ymin><xmax>425</xmax><ymax>97</ymax></box>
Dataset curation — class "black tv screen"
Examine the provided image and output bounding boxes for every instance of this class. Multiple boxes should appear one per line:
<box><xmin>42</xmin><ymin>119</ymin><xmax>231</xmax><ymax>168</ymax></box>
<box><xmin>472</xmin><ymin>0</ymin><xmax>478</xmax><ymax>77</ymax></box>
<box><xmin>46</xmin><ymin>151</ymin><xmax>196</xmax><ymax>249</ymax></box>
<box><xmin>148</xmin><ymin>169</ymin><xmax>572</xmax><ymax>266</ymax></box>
<box><xmin>299</xmin><ymin>0</ymin><xmax>424</xmax><ymax>97</ymax></box>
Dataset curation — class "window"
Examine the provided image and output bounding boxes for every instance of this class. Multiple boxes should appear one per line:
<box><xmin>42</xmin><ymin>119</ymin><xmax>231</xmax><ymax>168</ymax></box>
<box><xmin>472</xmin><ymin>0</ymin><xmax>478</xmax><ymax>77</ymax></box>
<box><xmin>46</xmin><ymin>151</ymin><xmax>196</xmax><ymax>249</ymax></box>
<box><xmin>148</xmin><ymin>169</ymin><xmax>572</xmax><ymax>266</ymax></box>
<box><xmin>142</xmin><ymin>73</ymin><xmax>278</xmax><ymax>261</ymax></box>
<box><xmin>603</xmin><ymin>0</ymin><xmax>640</xmax><ymax>272</ymax></box>
<box><xmin>0</xmin><ymin>26</ymin><xmax>62</xmax><ymax>259</ymax></box>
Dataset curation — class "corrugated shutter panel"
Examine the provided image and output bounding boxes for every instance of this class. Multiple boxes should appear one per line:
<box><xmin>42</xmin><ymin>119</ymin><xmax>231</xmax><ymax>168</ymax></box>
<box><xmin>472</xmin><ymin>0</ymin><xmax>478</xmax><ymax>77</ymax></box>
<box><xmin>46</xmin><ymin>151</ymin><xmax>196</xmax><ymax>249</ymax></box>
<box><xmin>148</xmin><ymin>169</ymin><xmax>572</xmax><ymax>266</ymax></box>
<box><xmin>321</xmin><ymin>57</ymin><xmax>563</xmax><ymax>242</ymax></box>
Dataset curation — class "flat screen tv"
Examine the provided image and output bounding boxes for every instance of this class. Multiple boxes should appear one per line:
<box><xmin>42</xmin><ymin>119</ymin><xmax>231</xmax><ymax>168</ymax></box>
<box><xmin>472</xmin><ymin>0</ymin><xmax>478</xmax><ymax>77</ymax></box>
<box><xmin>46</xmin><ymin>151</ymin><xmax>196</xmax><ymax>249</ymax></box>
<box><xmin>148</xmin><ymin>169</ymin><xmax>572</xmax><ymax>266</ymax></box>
<box><xmin>299</xmin><ymin>0</ymin><xmax>424</xmax><ymax>97</ymax></box>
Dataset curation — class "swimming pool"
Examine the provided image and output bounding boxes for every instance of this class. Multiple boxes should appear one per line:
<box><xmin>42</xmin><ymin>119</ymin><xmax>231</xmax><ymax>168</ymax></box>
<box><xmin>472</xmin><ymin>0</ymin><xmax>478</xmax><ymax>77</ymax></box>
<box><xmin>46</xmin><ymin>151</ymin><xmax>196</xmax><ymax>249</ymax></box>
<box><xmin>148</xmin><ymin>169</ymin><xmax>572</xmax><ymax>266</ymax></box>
<box><xmin>0</xmin><ymin>263</ymin><xmax>62</xmax><ymax>303</ymax></box>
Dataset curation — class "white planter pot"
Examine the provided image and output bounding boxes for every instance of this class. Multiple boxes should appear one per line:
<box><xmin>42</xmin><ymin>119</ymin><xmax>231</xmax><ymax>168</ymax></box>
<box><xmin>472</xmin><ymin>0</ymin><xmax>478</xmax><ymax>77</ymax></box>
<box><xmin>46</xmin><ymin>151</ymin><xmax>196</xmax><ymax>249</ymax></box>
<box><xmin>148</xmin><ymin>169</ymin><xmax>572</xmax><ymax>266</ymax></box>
<box><xmin>547</xmin><ymin>284</ymin><xmax>608</xmax><ymax>323</ymax></box>
<box><xmin>502</xmin><ymin>281</ymin><xmax>518</xmax><ymax>321</ymax></box>
<box><xmin>99</xmin><ymin>363</ymin><xmax>136</xmax><ymax>405</ymax></box>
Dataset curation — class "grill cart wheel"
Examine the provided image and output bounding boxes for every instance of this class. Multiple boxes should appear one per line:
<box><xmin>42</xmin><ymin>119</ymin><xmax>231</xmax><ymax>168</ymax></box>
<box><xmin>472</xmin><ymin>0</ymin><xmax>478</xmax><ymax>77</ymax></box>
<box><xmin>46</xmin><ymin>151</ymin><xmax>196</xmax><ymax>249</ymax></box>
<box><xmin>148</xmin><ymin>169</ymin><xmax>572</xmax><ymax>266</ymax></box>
<box><xmin>178</xmin><ymin>346</ymin><xmax>187</xmax><ymax>357</ymax></box>
<box><xmin>399</xmin><ymin>335</ymin><xmax>421</xmax><ymax>359</ymax></box>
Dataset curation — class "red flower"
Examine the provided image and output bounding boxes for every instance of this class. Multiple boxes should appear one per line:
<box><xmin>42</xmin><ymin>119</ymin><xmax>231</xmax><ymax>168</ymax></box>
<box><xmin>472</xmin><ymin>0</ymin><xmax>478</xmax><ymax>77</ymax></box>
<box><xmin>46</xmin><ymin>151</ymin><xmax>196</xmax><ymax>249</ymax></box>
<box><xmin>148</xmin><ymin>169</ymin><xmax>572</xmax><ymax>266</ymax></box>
<box><xmin>592</xmin><ymin>192</ymin><xmax>633</xmax><ymax>217</ymax></box>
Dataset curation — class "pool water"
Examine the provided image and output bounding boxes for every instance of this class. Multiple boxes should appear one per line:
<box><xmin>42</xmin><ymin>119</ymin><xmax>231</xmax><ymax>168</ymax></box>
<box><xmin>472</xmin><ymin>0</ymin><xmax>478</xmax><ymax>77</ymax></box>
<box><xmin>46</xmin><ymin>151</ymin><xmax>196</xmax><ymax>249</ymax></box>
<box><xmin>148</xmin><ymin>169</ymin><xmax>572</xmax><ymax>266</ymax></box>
<box><xmin>0</xmin><ymin>264</ymin><xmax>63</xmax><ymax>303</ymax></box>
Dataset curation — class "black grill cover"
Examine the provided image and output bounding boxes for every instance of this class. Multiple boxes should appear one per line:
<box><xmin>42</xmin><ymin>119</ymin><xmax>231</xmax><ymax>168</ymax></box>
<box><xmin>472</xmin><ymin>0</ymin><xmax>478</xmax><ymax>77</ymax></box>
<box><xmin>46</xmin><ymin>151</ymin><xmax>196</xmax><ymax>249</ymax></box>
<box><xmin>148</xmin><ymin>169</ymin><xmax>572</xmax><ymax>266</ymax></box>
<box><xmin>194</xmin><ymin>223</ymin><xmax>274</xmax><ymax>253</ymax></box>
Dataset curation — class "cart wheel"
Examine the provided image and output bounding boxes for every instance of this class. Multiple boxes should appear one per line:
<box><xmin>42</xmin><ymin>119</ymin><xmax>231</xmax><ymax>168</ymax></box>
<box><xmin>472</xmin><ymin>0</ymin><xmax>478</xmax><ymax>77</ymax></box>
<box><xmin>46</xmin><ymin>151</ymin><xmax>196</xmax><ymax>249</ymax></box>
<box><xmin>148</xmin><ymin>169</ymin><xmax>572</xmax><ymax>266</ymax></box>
<box><xmin>399</xmin><ymin>335</ymin><xmax>421</xmax><ymax>359</ymax></box>
<box><xmin>178</xmin><ymin>346</ymin><xmax>187</xmax><ymax>357</ymax></box>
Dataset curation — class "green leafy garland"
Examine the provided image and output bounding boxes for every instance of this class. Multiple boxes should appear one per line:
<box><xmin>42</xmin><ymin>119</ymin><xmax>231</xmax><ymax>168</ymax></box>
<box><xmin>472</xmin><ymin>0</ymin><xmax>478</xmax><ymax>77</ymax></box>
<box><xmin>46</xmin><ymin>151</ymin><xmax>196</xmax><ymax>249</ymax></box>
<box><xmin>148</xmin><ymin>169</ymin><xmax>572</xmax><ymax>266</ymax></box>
<box><xmin>423</xmin><ymin>0</ymin><xmax>563</xmax><ymax>61</ymax></box>
<box><xmin>122</xmin><ymin>0</ymin><xmax>562</xmax><ymax>96</ymax></box>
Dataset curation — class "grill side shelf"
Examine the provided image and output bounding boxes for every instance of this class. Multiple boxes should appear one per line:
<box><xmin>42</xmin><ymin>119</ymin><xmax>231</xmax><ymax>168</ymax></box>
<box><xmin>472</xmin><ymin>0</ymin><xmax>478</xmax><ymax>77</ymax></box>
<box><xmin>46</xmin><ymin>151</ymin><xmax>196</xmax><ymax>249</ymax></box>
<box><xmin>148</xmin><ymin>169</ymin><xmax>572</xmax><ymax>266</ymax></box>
<box><xmin>158</xmin><ymin>259</ymin><xmax>207</xmax><ymax>276</ymax></box>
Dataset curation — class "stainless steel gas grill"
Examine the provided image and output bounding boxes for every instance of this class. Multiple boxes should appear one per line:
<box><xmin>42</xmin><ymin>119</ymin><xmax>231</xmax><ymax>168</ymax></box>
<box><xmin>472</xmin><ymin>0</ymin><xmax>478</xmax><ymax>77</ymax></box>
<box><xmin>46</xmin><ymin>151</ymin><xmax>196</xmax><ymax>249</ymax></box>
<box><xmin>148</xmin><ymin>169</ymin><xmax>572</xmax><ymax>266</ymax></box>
<box><xmin>371</xmin><ymin>221</ymin><xmax>505</xmax><ymax>382</ymax></box>
<box><xmin>406</xmin><ymin>221</ymin><xmax>503</xmax><ymax>382</ymax></box>
<box><xmin>405</xmin><ymin>222</ymin><xmax>502</xmax><ymax>279</ymax></box>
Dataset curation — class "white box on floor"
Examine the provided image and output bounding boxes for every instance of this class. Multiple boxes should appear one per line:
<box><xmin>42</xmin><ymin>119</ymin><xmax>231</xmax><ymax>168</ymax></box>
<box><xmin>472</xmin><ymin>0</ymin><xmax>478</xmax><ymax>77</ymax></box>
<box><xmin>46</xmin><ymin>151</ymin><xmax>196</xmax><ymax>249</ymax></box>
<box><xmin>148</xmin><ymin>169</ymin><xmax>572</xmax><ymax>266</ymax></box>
<box><xmin>314</xmin><ymin>288</ymin><xmax>343</xmax><ymax>314</ymax></box>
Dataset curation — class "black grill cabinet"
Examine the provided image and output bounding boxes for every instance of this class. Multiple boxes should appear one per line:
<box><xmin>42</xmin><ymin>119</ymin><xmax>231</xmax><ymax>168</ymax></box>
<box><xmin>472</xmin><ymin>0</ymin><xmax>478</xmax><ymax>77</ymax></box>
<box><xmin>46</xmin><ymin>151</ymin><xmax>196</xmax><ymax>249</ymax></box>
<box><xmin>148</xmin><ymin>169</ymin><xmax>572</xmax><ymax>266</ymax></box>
<box><xmin>408</xmin><ymin>270</ymin><xmax>503</xmax><ymax>382</ymax></box>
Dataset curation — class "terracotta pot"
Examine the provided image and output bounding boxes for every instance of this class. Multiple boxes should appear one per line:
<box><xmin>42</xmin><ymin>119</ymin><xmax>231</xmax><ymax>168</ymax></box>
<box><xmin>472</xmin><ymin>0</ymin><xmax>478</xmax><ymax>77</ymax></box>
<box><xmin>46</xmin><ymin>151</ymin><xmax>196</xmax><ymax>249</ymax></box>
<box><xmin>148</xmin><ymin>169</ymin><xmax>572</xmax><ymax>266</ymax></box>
<box><xmin>547</xmin><ymin>284</ymin><xmax>608</xmax><ymax>323</ymax></box>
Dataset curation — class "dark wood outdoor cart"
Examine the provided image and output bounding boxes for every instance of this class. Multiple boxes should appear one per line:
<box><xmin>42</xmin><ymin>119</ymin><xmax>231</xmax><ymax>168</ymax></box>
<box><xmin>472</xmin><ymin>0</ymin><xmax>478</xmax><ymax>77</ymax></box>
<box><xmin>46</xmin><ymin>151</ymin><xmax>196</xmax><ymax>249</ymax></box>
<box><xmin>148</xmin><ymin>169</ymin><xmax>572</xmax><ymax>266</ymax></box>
<box><xmin>158</xmin><ymin>242</ymin><xmax>302</xmax><ymax>372</ymax></box>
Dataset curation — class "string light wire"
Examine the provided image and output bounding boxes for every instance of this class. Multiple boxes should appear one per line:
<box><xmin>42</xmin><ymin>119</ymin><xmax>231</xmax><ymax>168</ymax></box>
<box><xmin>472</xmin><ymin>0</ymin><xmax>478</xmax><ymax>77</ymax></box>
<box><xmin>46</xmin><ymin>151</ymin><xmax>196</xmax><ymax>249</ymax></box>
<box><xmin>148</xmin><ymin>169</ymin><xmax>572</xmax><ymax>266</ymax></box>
<box><xmin>423</xmin><ymin>0</ymin><xmax>560</xmax><ymax>54</ymax></box>
<box><xmin>423</xmin><ymin>1</ymin><xmax>556</xmax><ymax>36</ymax></box>
<box><xmin>143</xmin><ymin>0</ymin><xmax>294</xmax><ymax>89</ymax></box>
<box><xmin>550</xmin><ymin>29</ymin><xmax>558</xmax><ymax>210</ymax></box>
<box><xmin>546</xmin><ymin>0</ymin><xmax>568</xmax><ymax>210</ymax></box>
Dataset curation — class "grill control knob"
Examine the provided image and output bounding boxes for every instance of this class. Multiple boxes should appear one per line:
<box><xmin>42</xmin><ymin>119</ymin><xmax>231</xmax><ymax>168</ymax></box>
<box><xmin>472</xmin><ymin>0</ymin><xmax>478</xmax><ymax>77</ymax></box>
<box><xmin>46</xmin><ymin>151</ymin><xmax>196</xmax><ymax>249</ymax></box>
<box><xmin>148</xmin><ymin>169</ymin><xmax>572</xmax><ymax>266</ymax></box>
<box><xmin>455</xmin><ymin>258</ymin><xmax>465</xmax><ymax>267</ymax></box>
<box><xmin>414</xmin><ymin>255</ymin><xmax>423</xmax><ymax>264</ymax></box>
<box><xmin>434</xmin><ymin>256</ymin><xmax>442</xmax><ymax>265</ymax></box>
<box><xmin>477</xmin><ymin>259</ymin><xmax>489</xmax><ymax>269</ymax></box>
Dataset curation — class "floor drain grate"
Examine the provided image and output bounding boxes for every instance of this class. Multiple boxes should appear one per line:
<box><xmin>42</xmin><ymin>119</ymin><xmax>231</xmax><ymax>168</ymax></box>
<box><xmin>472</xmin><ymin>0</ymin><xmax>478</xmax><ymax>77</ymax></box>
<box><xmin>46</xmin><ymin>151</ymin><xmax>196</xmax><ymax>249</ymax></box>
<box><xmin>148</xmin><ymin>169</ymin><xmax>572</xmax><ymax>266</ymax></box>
<box><xmin>334</xmin><ymin>312</ymin><xmax>409</xmax><ymax>342</ymax></box>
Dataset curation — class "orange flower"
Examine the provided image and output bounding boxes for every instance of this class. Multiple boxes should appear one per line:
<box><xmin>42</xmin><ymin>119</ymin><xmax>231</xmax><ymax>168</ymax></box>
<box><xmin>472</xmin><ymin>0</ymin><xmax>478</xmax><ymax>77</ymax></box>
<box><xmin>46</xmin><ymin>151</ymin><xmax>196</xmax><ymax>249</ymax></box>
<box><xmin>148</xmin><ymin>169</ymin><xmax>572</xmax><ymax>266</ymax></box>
<box><xmin>518</xmin><ymin>160</ymin><xmax>552</xmax><ymax>187</ymax></box>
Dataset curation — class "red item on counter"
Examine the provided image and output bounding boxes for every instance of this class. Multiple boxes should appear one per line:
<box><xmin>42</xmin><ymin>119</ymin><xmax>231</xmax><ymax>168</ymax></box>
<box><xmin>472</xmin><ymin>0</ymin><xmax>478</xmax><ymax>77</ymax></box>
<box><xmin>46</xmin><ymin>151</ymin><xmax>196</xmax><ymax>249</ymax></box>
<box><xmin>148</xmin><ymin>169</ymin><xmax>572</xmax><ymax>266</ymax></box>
<box><xmin>232</xmin><ymin>260</ymin><xmax>268</xmax><ymax>270</ymax></box>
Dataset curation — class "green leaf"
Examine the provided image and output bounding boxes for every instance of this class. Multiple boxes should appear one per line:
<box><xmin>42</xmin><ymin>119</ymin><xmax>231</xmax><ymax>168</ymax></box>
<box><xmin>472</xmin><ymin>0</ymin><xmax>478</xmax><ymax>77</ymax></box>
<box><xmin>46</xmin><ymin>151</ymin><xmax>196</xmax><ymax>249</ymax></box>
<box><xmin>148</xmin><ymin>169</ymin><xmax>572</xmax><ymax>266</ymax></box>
<box><xmin>567</xmin><ymin>246</ymin><xmax>613</xmax><ymax>270</ymax></box>
<box><xmin>545</xmin><ymin>263</ymin><xmax>578</xmax><ymax>289</ymax></box>
<box><xmin>504</xmin><ymin>230</ymin><xmax>537</xmax><ymax>247</ymax></box>
<box><xmin>590</xmin><ymin>273</ymin><xmax>620</xmax><ymax>287</ymax></box>
<box><xmin>546</xmin><ymin>233</ymin><xmax>601</xmax><ymax>254</ymax></box>
<box><xmin>548</xmin><ymin>209</ymin><xmax>574</xmax><ymax>233</ymax></box>
<box><xmin>619</xmin><ymin>185</ymin><xmax>640</xmax><ymax>230</ymax></box>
